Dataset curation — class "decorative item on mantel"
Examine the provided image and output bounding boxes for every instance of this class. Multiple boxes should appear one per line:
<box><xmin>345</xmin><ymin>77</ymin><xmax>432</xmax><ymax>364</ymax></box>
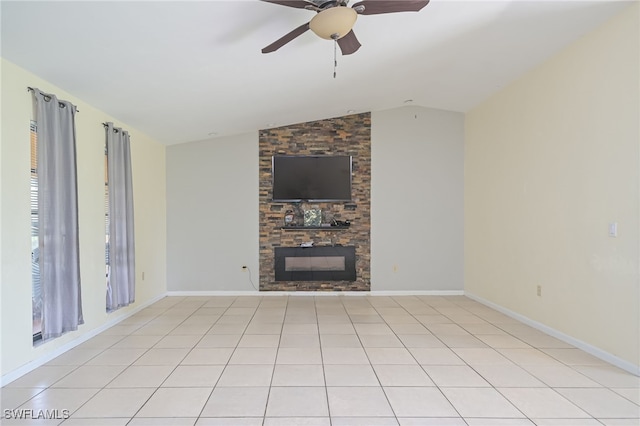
<box><xmin>304</xmin><ymin>209</ymin><xmax>322</xmax><ymax>227</ymax></box>
<box><xmin>292</xmin><ymin>202</ymin><xmax>305</xmax><ymax>226</ymax></box>
<box><xmin>322</xmin><ymin>210</ymin><xmax>334</xmax><ymax>226</ymax></box>
<box><xmin>284</xmin><ymin>210</ymin><xmax>295</xmax><ymax>226</ymax></box>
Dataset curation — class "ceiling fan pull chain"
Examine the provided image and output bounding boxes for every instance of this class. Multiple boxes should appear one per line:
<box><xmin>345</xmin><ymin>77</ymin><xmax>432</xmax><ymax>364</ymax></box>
<box><xmin>333</xmin><ymin>38</ymin><xmax>338</xmax><ymax>78</ymax></box>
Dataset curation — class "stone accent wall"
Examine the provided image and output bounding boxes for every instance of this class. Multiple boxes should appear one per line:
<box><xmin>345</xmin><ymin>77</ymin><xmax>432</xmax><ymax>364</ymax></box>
<box><xmin>259</xmin><ymin>113</ymin><xmax>371</xmax><ymax>291</ymax></box>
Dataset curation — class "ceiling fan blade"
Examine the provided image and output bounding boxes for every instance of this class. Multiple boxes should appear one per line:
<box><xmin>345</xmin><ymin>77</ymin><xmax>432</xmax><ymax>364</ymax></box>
<box><xmin>260</xmin><ymin>0</ymin><xmax>313</xmax><ymax>9</ymax></box>
<box><xmin>262</xmin><ymin>22</ymin><xmax>311</xmax><ymax>53</ymax></box>
<box><xmin>337</xmin><ymin>30</ymin><xmax>361</xmax><ymax>55</ymax></box>
<box><xmin>352</xmin><ymin>0</ymin><xmax>430</xmax><ymax>15</ymax></box>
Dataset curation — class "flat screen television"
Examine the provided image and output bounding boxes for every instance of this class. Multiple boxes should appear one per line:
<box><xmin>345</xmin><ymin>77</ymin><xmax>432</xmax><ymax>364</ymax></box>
<box><xmin>272</xmin><ymin>155</ymin><xmax>352</xmax><ymax>202</ymax></box>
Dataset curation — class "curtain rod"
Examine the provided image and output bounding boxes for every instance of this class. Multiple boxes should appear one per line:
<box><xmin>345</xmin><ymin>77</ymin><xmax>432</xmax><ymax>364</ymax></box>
<box><xmin>27</xmin><ymin>87</ymin><xmax>79</xmax><ymax>112</ymax></box>
<box><xmin>103</xmin><ymin>122</ymin><xmax>121</xmax><ymax>133</ymax></box>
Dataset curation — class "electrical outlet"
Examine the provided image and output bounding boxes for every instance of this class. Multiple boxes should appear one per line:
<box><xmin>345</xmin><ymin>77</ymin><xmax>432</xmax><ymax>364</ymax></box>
<box><xmin>536</xmin><ymin>285</ymin><xmax>542</xmax><ymax>297</ymax></box>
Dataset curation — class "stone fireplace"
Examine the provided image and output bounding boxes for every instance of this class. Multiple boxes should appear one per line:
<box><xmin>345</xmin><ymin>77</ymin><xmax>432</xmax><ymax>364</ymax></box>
<box><xmin>258</xmin><ymin>113</ymin><xmax>371</xmax><ymax>291</ymax></box>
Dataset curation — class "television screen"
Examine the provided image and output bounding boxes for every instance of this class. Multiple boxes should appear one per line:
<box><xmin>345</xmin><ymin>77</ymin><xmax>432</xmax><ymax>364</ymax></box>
<box><xmin>272</xmin><ymin>155</ymin><xmax>352</xmax><ymax>202</ymax></box>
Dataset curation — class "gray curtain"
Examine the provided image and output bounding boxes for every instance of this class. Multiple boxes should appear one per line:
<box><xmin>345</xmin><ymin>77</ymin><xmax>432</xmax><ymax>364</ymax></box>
<box><xmin>106</xmin><ymin>122</ymin><xmax>135</xmax><ymax>312</ymax></box>
<box><xmin>31</xmin><ymin>88</ymin><xmax>83</xmax><ymax>340</ymax></box>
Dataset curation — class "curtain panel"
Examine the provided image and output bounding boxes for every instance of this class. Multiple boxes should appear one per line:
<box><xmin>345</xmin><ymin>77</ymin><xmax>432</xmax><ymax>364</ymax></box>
<box><xmin>31</xmin><ymin>88</ymin><xmax>83</xmax><ymax>340</ymax></box>
<box><xmin>105</xmin><ymin>122</ymin><xmax>135</xmax><ymax>312</ymax></box>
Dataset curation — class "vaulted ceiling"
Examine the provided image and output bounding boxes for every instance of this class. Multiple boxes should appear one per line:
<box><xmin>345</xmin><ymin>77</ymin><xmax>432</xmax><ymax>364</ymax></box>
<box><xmin>1</xmin><ymin>0</ymin><xmax>631</xmax><ymax>145</ymax></box>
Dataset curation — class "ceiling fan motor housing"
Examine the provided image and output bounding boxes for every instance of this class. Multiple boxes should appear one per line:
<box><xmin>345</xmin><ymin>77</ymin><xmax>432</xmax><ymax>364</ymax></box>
<box><xmin>315</xmin><ymin>0</ymin><xmax>349</xmax><ymax>8</ymax></box>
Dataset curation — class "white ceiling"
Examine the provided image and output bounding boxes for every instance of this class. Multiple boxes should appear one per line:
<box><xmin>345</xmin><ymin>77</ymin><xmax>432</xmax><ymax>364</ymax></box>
<box><xmin>1</xmin><ymin>0</ymin><xmax>631</xmax><ymax>145</ymax></box>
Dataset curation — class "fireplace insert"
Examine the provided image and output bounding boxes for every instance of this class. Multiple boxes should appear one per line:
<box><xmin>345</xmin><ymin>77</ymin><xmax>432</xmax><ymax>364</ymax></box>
<box><xmin>274</xmin><ymin>246</ymin><xmax>356</xmax><ymax>281</ymax></box>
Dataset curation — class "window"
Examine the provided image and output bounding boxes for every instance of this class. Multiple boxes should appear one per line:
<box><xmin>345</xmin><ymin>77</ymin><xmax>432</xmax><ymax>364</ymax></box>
<box><xmin>30</xmin><ymin>87</ymin><xmax>83</xmax><ymax>341</ymax></box>
<box><xmin>30</xmin><ymin>120</ymin><xmax>42</xmax><ymax>342</ymax></box>
<box><xmin>104</xmin><ymin>123</ymin><xmax>135</xmax><ymax>312</ymax></box>
<box><xmin>105</xmin><ymin>145</ymin><xmax>110</xmax><ymax>291</ymax></box>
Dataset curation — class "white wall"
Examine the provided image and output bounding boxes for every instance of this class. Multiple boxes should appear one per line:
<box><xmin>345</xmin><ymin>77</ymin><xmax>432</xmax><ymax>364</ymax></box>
<box><xmin>465</xmin><ymin>4</ymin><xmax>639</xmax><ymax>369</ymax></box>
<box><xmin>0</xmin><ymin>59</ymin><xmax>167</xmax><ymax>379</ymax></box>
<box><xmin>165</xmin><ymin>107</ymin><xmax>464</xmax><ymax>292</ymax></box>
<box><xmin>371</xmin><ymin>106</ymin><xmax>465</xmax><ymax>292</ymax></box>
<box><xmin>166</xmin><ymin>133</ymin><xmax>259</xmax><ymax>291</ymax></box>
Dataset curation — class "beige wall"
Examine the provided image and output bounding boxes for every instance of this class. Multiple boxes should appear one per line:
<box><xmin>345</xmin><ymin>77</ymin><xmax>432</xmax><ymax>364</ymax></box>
<box><xmin>166</xmin><ymin>106</ymin><xmax>465</xmax><ymax>293</ymax></box>
<box><xmin>0</xmin><ymin>59</ymin><xmax>167</xmax><ymax>380</ymax></box>
<box><xmin>372</xmin><ymin>106</ymin><xmax>464</xmax><ymax>292</ymax></box>
<box><xmin>166</xmin><ymin>132</ymin><xmax>259</xmax><ymax>292</ymax></box>
<box><xmin>465</xmin><ymin>4</ymin><xmax>639</xmax><ymax>369</ymax></box>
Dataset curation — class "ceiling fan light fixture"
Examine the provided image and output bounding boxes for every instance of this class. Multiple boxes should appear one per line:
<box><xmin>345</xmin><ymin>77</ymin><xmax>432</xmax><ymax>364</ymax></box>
<box><xmin>309</xmin><ymin>6</ymin><xmax>357</xmax><ymax>40</ymax></box>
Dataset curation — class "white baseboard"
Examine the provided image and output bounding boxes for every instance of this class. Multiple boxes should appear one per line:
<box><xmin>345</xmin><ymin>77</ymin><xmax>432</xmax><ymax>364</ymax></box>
<box><xmin>167</xmin><ymin>290</ymin><xmax>262</xmax><ymax>296</ymax></box>
<box><xmin>465</xmin><ymin>292</ymin><xmax>640</xmax><ymax>376</ymax></box>
<box><xmin>371</xmin><ymin>290</ymin><xmax>465</xmax><ymax>296</ymax></box>
<box><xmin>167</xmin><ymin>290</ymin><xmax>465</xmax><ymax>297</ymax></box>
<box><xmin>0</xmin><ymin>293</ymin><xmax>166</xmax><ymax>387</ymax></box>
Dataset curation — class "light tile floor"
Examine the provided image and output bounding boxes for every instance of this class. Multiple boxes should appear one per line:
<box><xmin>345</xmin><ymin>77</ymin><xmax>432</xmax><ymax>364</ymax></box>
<box><xmin>2</xmin><ymin>295</ymin><xmax>639</xmax><ymax>425</ymax></box>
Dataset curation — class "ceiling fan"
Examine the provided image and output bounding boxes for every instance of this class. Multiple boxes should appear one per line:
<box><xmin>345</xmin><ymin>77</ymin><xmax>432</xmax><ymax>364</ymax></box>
<box><xmin>261</xmin><ymin>0</ymin><xmax>430</xmax><ymax>55</ymax></box>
